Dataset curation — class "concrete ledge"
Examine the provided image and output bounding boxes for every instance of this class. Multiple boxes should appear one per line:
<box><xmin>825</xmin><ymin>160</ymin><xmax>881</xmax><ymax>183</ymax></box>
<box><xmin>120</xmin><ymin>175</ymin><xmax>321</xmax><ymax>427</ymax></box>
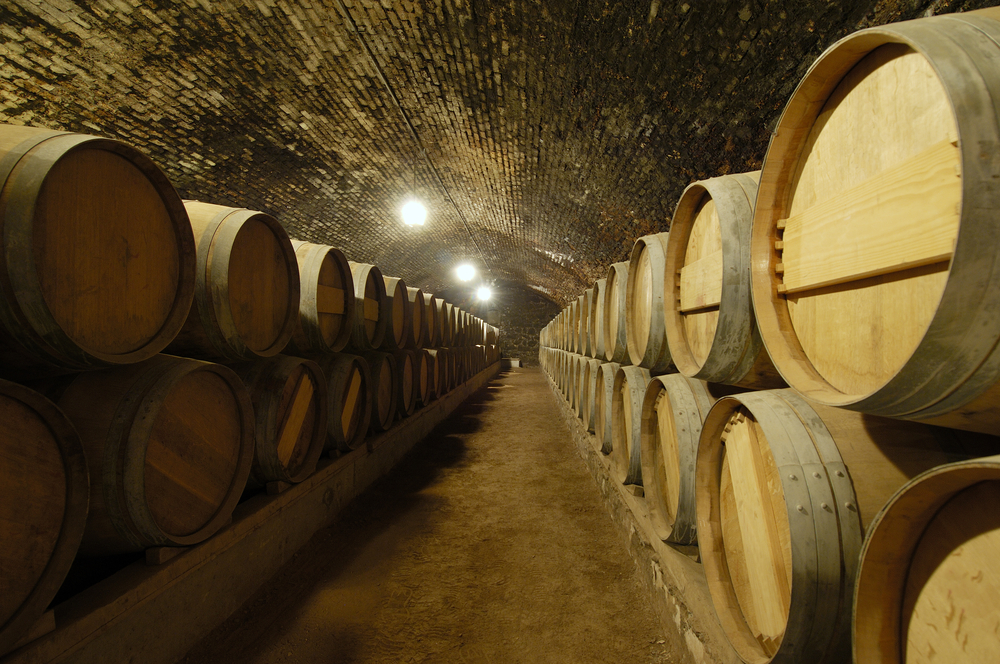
<box><xmin>543</xmin><ymin>371</ymin><xmax>741</xmax><ymax>664</ymax></box>
<box><xmin>2</xmin><ymin>363</ymin><xmax>501</xmax><ymax>664</ymax></box>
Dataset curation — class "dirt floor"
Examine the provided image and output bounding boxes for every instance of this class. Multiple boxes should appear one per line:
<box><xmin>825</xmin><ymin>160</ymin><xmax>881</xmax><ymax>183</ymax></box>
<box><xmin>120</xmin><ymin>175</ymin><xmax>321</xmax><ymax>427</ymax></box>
<box><xmin>180</xmin><ymin>367</ymin><xmax>674</xmax><ymax>664</ymax></box>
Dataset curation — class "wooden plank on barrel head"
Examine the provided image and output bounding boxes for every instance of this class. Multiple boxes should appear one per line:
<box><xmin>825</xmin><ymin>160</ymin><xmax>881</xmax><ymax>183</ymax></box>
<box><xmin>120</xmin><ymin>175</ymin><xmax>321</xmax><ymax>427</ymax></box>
<box><xmin>363</xmin><ymin>298</ymin><xmax>379</xmax><ymax>321</ymax></box>
<box><xmin>275</xmin><ymin>373</ymin><xmax>314</xmax><ymax>466</ymax></box>
<box><xmin>316</xmin><ymin>284</ymin><xmax>345</xmax><ymax>315</ymax></box>
<box><xmin>341</xmin><ymin>369</ymin><xmax>362</xmax><ymax>439</ymax></box>
<box><xmin>679</xmin><ymin>249</ymin><xmax>723</xmax><ymax>312</ymax></box>
<box><xmin>723</xmin><ymin>410</ymin><xmax>790</xmax><ymax>642</ymax></box>
<box><xmin>778</xmin><ymin>138</ymin><xmax>959</xmax><ymax>295</ymax></box>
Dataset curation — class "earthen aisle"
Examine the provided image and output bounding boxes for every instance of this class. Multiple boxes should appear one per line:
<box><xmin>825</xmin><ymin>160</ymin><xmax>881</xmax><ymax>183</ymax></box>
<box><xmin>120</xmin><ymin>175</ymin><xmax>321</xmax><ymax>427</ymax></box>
<box><xmin>181</xmin><ymin>368</ymin><xmax>673</xmax><ymax>664</ymax></box>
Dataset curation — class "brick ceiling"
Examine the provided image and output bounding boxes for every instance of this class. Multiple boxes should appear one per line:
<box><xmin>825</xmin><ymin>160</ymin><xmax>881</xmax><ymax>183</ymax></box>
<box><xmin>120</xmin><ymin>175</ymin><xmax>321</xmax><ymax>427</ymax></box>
<box><xmin>0</xmin><ymin>0</ymin><xmax>990</xmax><ymax>306</ymax></box>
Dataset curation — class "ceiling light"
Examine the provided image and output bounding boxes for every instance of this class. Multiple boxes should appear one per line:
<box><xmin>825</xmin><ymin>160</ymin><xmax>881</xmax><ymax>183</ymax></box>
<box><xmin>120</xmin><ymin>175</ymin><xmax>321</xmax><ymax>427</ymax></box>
<box><xmin>401</xmin><ymin>199</ymin><xmax>427</xmax><ymax>226</ymax></box>
<box><xmin>477</xmin><ymin>286</ymin><xmax>492</xmax><ymax>301</ymax></box>
<box><xmin>456</xmin><ymin>263</ymin><xmax>476</xmax><ymax>281</ymax></box>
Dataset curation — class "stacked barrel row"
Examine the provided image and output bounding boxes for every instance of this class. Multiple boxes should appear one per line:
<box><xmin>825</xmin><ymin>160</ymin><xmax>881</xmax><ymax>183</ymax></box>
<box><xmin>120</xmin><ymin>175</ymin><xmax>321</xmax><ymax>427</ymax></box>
<box><xmin>543</xmin><ymin>9</ymin><xmax>1000</xmax><ymax>664</ymax></box>
<box><xmin>0</xmin><ymin>124</ymin><xmax>501</xmax><ymax>656</ymax></box>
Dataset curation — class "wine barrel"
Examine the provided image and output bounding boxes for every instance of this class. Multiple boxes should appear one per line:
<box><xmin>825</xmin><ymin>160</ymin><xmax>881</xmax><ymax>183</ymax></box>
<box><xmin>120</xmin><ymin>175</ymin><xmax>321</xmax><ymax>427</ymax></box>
<box><xmin>577</xmin><ymin>291</ymin><xmax>592</xmax><ymax>358</ymax></box>
<box><xmin>0</xmin><ymin>380</ymin><xmax>88</xmax><ymax>656</ymax></box>
<box><xmin>626</xmin><ymin>232</ymin><xmax>672</xmax><ymax>371</ymax></box>
<box><xmin>347</xmin><ymin>262</ymin><xmax>388</xmax><ymax>352</ymax></box>
<box><xmin>422</xmin><ymin>292</ymin><xmax>440</xmax><ymax>348</ymax></box>
<box><xmin>0</xmin><ymin>126</ymin><xmax>196</xmax><ymax>376</ymax></box>
<box><xmin>589</xmin><ymin>279</ymin><xmax>606</xmax><ymax>361</ymax></box>
<box><xmin>423</xmin><ymin>348</ymin><xmax>442</xmax><ymax>401</ymax></box>
<box><xmin>696</xmin><ymin>389</ymin><xmax>984</xmax><ymax>664</ymax></box>
<box><xmin>380</xmin><ymin>276</ymin><xmax>411</xmax><ymax>352</ymax></box>
<box><xmin>603</xmin><ymin>262</ymin><xmax>631</xmax><ymax>364</ymax></box>
<box><xmin>610</xmin><ymin>365</ymin><xmax>652</xmax><ymax>485</ymax></box>
<box><xmin>485</xmin><ymin>324</ymin><xmax>499</xmax><ymax>346</ymax></box>
<box><xmin>854</xmin><ymin>454</ymin><xmax>1000</xmax><ymax>664</ymax></box>
<box><xmin>639</xmin><ymin>375</ymin><xmax>743</xmax><ymax>544</ymax></box>
<box><xmin>169</xmin><ymin>201</ymin><xmax>298</xmax><ymax>361</ymax></box>
<box><xmin>286</xmin><ymin>240</ymin><xmax>354</xmax><ymax>355</ymax></box>
<box><xmin>750</xmin><ymin>9</ymin><xmax>1000</xmax><ymax>433</ymax></box>
<box><xmin>406</xmin><ymin>287</ymin><xmax>427</xmax><ymax>349</ymax></box>
<box><xmin>392</xmin><ymin>349</ymin><xmax>418</xmax><ymax>417</ymax></box>
<box><xmin>363</xmin><ymin>351</ymin><xmax>398</xmax><ymax>433</ymax></box>
<box><xmin>665</xmin><ymin>173</ymin><xmax>784</xmax><ymax>389</ymax></box>
<box><xmin>52</xmin><ymin>355</ymin><xmax>254</xmax><ymax>555</ymax></box>
<box><xmin>314</xmin><ymin>353</ymin><xmax>371</xmax><ymax>452</ymax></box>
<box><xmin>593</xmin><ymin>362</ymin><xmax>621</xmax><ymax>454</ymax></box>
<box><xmin>580</xmin><ymin>358</ymin><xmax>603</xmax><ymax>432</ymax></box>
<box><xmin>414</xmin><ymin>347</ymin><xmax>432</xmax><ymax>406</ymax></box>
<box><xmin>230</xmin><ymin>355</ymin><xmax>328</xmax><ymax>486</ymax></box>
<box><xmin>436</xmin><ymin>300</ymin><xmax>453</xmax><ymax>347</ymax></box>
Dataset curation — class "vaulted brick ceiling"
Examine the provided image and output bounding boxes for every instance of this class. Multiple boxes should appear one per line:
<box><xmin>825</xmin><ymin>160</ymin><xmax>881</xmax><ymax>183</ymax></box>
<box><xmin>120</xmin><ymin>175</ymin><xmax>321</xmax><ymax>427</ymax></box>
<box><xmin>0</xmin><ymin>0</ymin><xmax>983</xmax><ymax>306</ymax></box>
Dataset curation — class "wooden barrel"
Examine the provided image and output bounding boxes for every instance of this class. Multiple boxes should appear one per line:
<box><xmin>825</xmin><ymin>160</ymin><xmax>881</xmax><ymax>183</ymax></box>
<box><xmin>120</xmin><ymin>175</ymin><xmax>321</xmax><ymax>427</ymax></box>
<box><xmin>854</xmin><ymin>454</ymin><xmax>1000</xmax><ymax>664</ymax></box>
<box><xmin>422</xmin><ymin>292</ymin><xmax>440</xmax><ymax>348</ymax></box>
<box><xmin>230</xmin><ymin>355</ymin><xmax>328</xmax><ymax>486</ymax></box>
<box><xmin>424</xmin><ymin>348</ymin><xmax>443</xmax><ymax>400</ymax></box>
<box><xmin>406</xmin><ymin>287</ymin><xmax>427</xmax><ymax>349</ymax></box>
<box><xmin>379</xmin><ymin>276</ymin><xmax>411</xmax><ymax>351</ymax></box>
<box><xmin>626</xmin><ymin>232</ymin><xmax>672</xmax><ymax>371</ymax></box>
<box><xmin>639</xmin><ymin>375</ymin><xmax>743</xmax><ymax>544</ymax></box>
<box><xmin>589</xmin><ymin>279</ymin><xmax>606</xmax><ymax>361</ymax></box>
<box><xmin>347</xmin><ymin>262</ymin><xmax>388</xmax><ymax>352</ymax></box>
<box><xmin>285</xmin><ymin>240</ymin><xmax>354</xmax><ymax>355</ymax></box>
<box><xmin>436</xmin><ymin>300</ymin><xmax>453</xmax><ymax>347</ymax></box>
<box><xmin>485</xmin><ymin>324</ymin><xmax>499</xmax><ymax>346</ymax></box>
<box><xmin>0</xmin><ymin>126</ymin><xmax>196</xmax><ymax>376</ymax></box>
<box><xmin>577</xmin><ymin>291</ymin><xmax>592</xmax><ymax>358</ymax></box>
<box><xmin>594</xmin><ymin>362</ymin><xmax>621</xmax><ymax>454</ymax></box>
<box><xmin>611</xmin><ymin>365</ymin><xmax>652</xmax><ymax>484</ymax></box>
<box><xmin>168</xmin><ymin>201</ymin><xmax>298</xmax><ymax>361</ymax></box>
<box><xmin>665</xmin><ymin>173</ymin><xmax>784</xmax><ymax>389</ymax></box>
<box><xmin>0</xmin><ymin>380</ymin><xmax>88</xmax><ymax>655</ymax></box>
<box><xmin>750</xmin><ymin>9</ymin><xmax>1000</xmax><ymax>433</ymax></box>
<box><xmin>52</xmin><ymin>355</ymin><xmax>254</xmax><ymax>555</ymax></box>
<box><xmin>363</xmin><ymin>351</ymin><xmax>398</xmax><ymax>433</ymax></box>
<box><xmin>603</xmin><ymin>262</ymin><xmax>631</xmax><ymax>364</ymax></box>
<box><xmin>696</xmin><ymin>388</ymin><xmax>986</xmax><ymax>664</ymax></box>
<box><xmin>414</xmin><ymin>348</ymin><xmax>432</xmax><ymax>406</ymax></box>
<box><xmin>580</xmin><ymin>358</ymin><xmax>603</xmax><ymax>432</ymax></box>
<box><xmin>392</xmin><ymin>349</ymin><xmax>418</xmax><ymax>417</ymax></box>
<box><xmin>314</xmin><ymin>353</ymin><xmax>371</xmax><ymax>452</ymax></box>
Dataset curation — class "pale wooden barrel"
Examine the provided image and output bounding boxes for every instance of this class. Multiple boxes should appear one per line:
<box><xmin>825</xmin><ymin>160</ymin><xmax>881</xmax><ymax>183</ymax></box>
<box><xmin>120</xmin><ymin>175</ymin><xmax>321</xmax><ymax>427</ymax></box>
<box><xmin>230</xmin><ymin>355</ymin><xmax>328</xmax><ymax>486</ymax></box>
<box><xmin>581</xmin><ymin>358</ymin><xmax>603</xmax><ymax>432</ymax></box>
<box><xmin>639</xmin><ymin>375</ymin><xmax>743</xmax><ymax>544</ymax></box>
<box><xmin>362</xmin><ymin>351</ymin><xmax>398</xmax><ymax>433</ymax></box>
<box><xmin>589</xmin><ymin>279</ymin><xmax>606</xmax><ymax>360</ymax></box>
<box><xmin>379</xmin><ymin>276</ymin><xmax>412</xmax><ymax>352</ymax></box>
<box><xmin>696</xmin><ymin>388</ymin><xmax>984</xmax><ymax>664</ymax></box>
<box><xmin>568</xmin><ymin>300</ymin><xmax>578</xmax><ymax>353</ymax></box>
<box><xmin>0</xmin><ymin>126</ymin><xmax>196</xmax><ymax>376</ymax></box>
<box><xmin>391</xmin><ymin>349</ymin><xmax>418</xmax><ymax>417</ymax></box>
<box><xmin>594</xmin><ymin>362</ymin><xmax>621</xmax><ymax>454</ymax></box>
<box><xmin>313</xmin><ymin>353</ymin><xmax>371</xmax><ymax>452</ymax></box>
<box><xmin>626</xmin><ymin>232</ymin><xmax>672</xmax><ymax>371</ymax></box>
<box><xmin>578</xmin><ymin>291</ymin><xmax>592</xmax><ymax>358</ymax></box>
<box><xmin>665</xmin><ymin>173</ymin><xmax>784</xmax><ymax>389</ymax></box>
<box><xmin>750</xmin><ymin>9</ymin><xmax>1000</xmax><ymax>433</ymax></box>
<box><xmin>52</xmin><ymin>355</ymin><xmax>254</xmax><ymax>555</ymax></box>
<box><xmin>611</xmin><ymin>365</ymin><xmax>652</xmax><ymax>485</ymax></box>
<box><xmin>603</xmin><ymin>262</ymin><xmax>631</xmax><ymax>364</ymax></box>
<box><xmin>406</xmin><ymin>287</ymin><xmax>428</xmax><ymax>349</ymax></box>
<box><xmin>854</xmin><ymin>454</ymin><xmax>1000</xmax><ymax>664</ymax></box>
<box><xmin>0</xmin><ymin>380</ymin><xmax>87</xmax><ymax>655</ymax></box>
<box><xmin>347</xmin><ymin>262</ymin><xmax>388</xmax><ymax>352</ymax></box>
<box><xmin>424</xmin><ymin>348</ymin><xmax>443</xmax><ymax>400</ymax></box>
<box><xmin>286</xmin><ymin>240</ymin><xmax>355</xmax><ymax>355</ymax></box>
<box><xmin>169</xmin><ymin>201</ymin><xmax>298</xmax><ymax>362</ymax></box>
<box><xmin>422</xmin><ymin>292</ymin><xmax>440</xmax><ymax>348</ymax></box>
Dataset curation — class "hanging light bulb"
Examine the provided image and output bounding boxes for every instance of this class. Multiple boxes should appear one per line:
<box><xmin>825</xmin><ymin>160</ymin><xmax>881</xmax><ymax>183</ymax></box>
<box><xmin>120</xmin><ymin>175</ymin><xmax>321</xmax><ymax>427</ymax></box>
<box><xmin>456</xmin><ymin>263</ymin><xmax>476</xmax><ymax>281</ymax></box>
<box><xmin>477</xmin><ymin>286</ymin><xmax>492</xmax><ymax>301</ymax></box>
<box><xmin>401</xmin><ymin>199</ymin><xmax>427</xmax><ymax>226</ymax></box>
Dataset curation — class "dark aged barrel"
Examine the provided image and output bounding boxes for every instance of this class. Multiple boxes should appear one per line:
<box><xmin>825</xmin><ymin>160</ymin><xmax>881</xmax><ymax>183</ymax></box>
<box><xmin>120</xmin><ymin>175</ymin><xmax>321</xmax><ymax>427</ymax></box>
<box><xmin>286</xmin><ymin>240</ymin><xmax>355</xmax><ymax>355</ymax></box>
<box><xmin>347</xmin><ymin>262</ymin><xmax>388</xmax><ymax>352</ymax></box>
<box><xmin>52</xmin><ymin>355</ymin><xmax>254</xmax><ymax>555</ymax></box>
<box><xmin>593</xmin><ymin>362</ymin><xmax>621</xmax><ymax>455</ymax></box>
<box><xmin>0</xmin><ymin>380</ymin><xmax>88</xmax><ymax>656</ymax></box>
<box><xmin>170</xmin><ymin>201</ymin><xmax>299</xmax><ymax>361</ymax></box>
<box><xmin>696</xmin><ymin>389</ymin><xmax>986</xmax><ymax>664</ymax></box>
<box><xmin>665</xmin><ymin>172</ymin><xmax>785</xmax><ymax>389</ymax></box>
<box><xmin>603</xmin><ymin>262</ymin><xmax>631</xmax><ymax>364</ymax></box>
<box><xmin>230</xmin><ymin>355</ymin><xmax>328</xmax><ymax>487</ymax></box>
<box><xmin>392</xmin><ymin>349</ymin><xmax>418</xmax><ymax>417</ymax></box>
<box><xmin>423</xmin><ymin>348</ymin><xmax>442</xmax><ymax>401</ymax></box>
<box><xmin>414</xmin><ymin>348</ymin><xmax>431</xmax><ymax>406</ymax></box>
<box><xmin>380</xmin><ymin>276</ymin><xmax>411</xmax><ymax>352</ymax></box>
<box><xmin>363</xmin><ymin>351</ymin><xmax>398</xmax><ymax>433</ymax></box>
<box><xmin>626</xmin><ymin>232</ymin><xmax>672</xmax><ymax>371</ymax></box>
<box><xmin>422</xmin><ymin>293</ymin><xmax>440</xmax><ymax>348</ymax></box>
<box><xmin>406</xmin><ymin>287</ymin><xmax>428</xmax><ymax>349</ymax></box>
<box><xmin>0</xmin><ymin>125</ymin><xmax>196</xmax><ymax>376</ymax></box>
<box><xmin>313</xmin><ymin>353</ymin><xmax>371</xmax><ymax>452</ymax></box>
<box><xmin>750</xmin><ymin>9</ymin><xmax>1000</xmax><ymax>434</ymax></box>
<box><xmin>611</xmin><ymin>365</ymin><xmax>652</xmax><ymax>485</ymax></box>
